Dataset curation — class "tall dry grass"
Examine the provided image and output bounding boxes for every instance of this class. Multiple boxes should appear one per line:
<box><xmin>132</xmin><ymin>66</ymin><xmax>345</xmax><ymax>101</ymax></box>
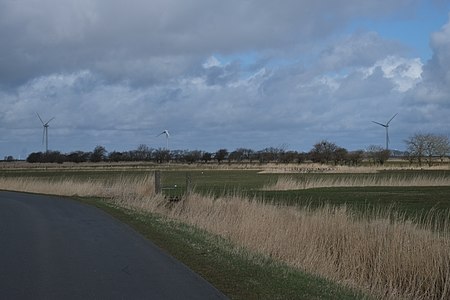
<box><xmin>257</xmin><ymin>163</ymin><xmax>450</xmax><ymax>174</ymax></box>
<box><xmin>1</xmin><ymin>175</ymin><xmax>449</xmax><ymax>299</ymax></box>
<box><xmin>264</xmin><ymin>173</ymin><xmax>450</xmax><ymax>190</ymax></box>
<box><xmin>0</xmin><ymin>175</ymin><xmax>154</xmax><ymax>199</ymax></box>
<box><xmin>141</xmin><ymin>195</ymin><xmax>450</xmax><ymax>299</ymax></box>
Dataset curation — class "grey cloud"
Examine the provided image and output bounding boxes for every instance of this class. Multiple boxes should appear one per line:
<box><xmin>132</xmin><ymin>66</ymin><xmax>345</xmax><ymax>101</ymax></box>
<box><xmin>0</xmin><ymin>0</ymin><xmax>420</xmax><ymax>87</ymax></box>
<box><xmin>336</xmin><ymin>67</ymin><xmax>396</xmax><ymax>100</ymax></box>
<box><xmin>421</xmin><ymin>17</ymin><xmax>450</xmax><ymax>89</ymax></box>
<box><xmin>401</xmin><ymin>15</ymin><xmax>450</xmax><ymax>135</ymax></box>
<box><xmin>409</xmin><ymin>15</ymin><xmax>450</xmax><ymax>104</ymax></box>
<box><xmin>319</xmin><ymin>32</ymin><xmax>407</xmax><ymax>71</ymax></box>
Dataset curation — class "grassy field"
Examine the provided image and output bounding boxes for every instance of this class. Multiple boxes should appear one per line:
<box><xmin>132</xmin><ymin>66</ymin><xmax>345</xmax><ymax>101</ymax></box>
<box><xmin>1</xmin><ymin>166</ymin><xmax>449</xmax><ymax>217</ymax></box>
<box><xmin>1</xmin><ymin>162</ymin><xmax>450</xmax><ymax>299</ymax></box>
<box><xmin>162</xmin><ymin>169</ymin><xmax>450</xmax><ymax>228</ymax></box>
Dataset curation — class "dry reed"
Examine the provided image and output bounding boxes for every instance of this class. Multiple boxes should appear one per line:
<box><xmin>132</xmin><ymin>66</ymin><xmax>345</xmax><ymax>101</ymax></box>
<box><xmin>1</xmin><ymin>175</ymin><xmax>449</xmax><ymax>299</ymax></box>
<box><xmin>0</xmin><ymin>175</ymin><xmax>154</xmax><ymax>199</ymax></box>
<box><xmin>264</xmin><ymin>173</ymin><xmax>450</xmax><ymax>190</ymax></box>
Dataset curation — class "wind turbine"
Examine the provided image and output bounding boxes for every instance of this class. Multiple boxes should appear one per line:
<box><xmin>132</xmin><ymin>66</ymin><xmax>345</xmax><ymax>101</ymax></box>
<box><xmin>372</xmin><ymin>113</ymin><xmax>398</xmax><ymax>150</ymax></box>
<box><xmin>157</xmin><ymin>130</ymin><xmax>170</xmax><ymax>150</ymax></box>
<box><xmin>36</xmin><ymin>113</ymin><xmax>55</xmax><ymax>153</ymax></box>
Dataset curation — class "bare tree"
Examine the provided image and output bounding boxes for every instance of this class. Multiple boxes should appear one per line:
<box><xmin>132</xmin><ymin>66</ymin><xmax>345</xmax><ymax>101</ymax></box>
<box><xmin>135</xmin><ymin>144</ymin><xmax>152</xmax><ymax>161</ymax></box>
<box><xmin>333</xmin><ymin>147</ymin><xmax>348</xmax><ymax>165</ymax></box>
<box><xmin>201</xmin><ymin>152</ymin><xmax>212</xmax><ymax>163</ymax></box>
<box><xmin>90</xmin><ymin>145</ymin><xmax>107</xmax><ymax>162</ymax></box>
<box><xmin>309</xmin><ymin>140</ymin><xmax>338</xmax><ymax>164</ymax></box>
<box><xmin>228</xmin><ymin>149</ymin><xmax>245</xmax><ymax>162</ymax></box>
<box><xmin>184</xmin><ymin>150</ymin><xmax>202</xmax><ymax>164</ymax></box>
<box><xmin>404</xmin><ymin>133</ymin><xmax>450</xmax><ymax>166</ymax></box>
<box><xmin>347</xmin><ymin>150</ymin><xmax>364</xmax><ymax>166</ymax></box>
<box><xmin>366</xmin><ymin>145</ymin><xmax>390</xmax><ymax>165</ymax></box>
<box><xmin>215</xmin><ymin>149</ymin><xmax>228</xmax><ymax>164</ymax></box>
<box><xmin>154</xmin><ymin>148</ymin><xmax>171</xmax><ymax>163</ymax></box>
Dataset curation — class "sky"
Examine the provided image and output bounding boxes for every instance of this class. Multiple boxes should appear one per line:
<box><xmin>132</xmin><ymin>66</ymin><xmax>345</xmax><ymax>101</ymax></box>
<box><xmin>1</xmin><ymin>0</ymin><xmax>450</xmax><ymax>159</ymax></box>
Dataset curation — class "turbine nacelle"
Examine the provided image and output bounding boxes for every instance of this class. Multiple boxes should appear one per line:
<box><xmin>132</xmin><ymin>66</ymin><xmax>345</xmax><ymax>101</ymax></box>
<box><xmin>157</xmin><ymin>129</ymin><xmax>170</xmax><ymax>150</ymax></box>
<box><xmin>157</xmin><ymin>130</ymin><xmax>170</xmax><ymax>138</ymax></box>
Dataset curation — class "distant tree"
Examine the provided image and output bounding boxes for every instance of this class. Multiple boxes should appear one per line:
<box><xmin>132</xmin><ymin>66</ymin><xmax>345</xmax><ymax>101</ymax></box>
<box><xmin>27</xmin><ymin>151</ymin><xmax>65</xmax><ymax>163</ymax></box>
<box><xmin>309</xmin><ymin>140</ymin><xmax>339</xmax><ymax>164</ymax></box>
<box><xmin>166</xmin><ymin>150</ymin><xmax>182</xmax><ymax>163</ymax></box>
<box><xmin>27</xmin><ymin>152</ymin><xmax>44</xmax><ymax>163</ymax></box>
<box><xmin>258</xmin><ymin>147</ymin><xmax>284</xmax><ymax>163</ymax></box>
<box><xmin>228</xmin><ymin>149</ymin><xmax>245</xmax><ymax>162</ymax></box>
<box><xmin>366</xmin><ymin>145</ymin><xmax>390</xmax><ymax>165</ymax></box>
<box><xmin>184</xmin><ymin>150</ymin><xmax>202</xmax><ymax>164</ymax></box>
<box><xmin>215</xmin><ymin>149</ymin><xmax>228</xmax><ymax>164</ymax></box>
<box><xmin>108</xmin><ymin>151</ymin><xmax>124</xmax><ymax>162</ymax></box>
<box><xmin>5</xmin><ymin>155</ymin><xmax>14</xmax><ymax>162</ymax></box>
<box><xmin>404</xmin><ymin>134</ymin><xmax>427</xmax><ymax>166</ymax></box>
<box><xmin>154</xmin><ymin>148</ymin><xmax>171</xmax><ymax>163</ymax></box>
<box><xmin>426</xmin><ymin>134</ymin><xmax>450</xmax><ymax>163</ymax></box>
<box><xmin>242</xmin><ymin>148</ymin><xmax>256</xmax><ymax>162</ymax></box>
<box><xmin>45</xmin><ymin>151</ymin><xmax>65</xmax><ymax>164</ymax></box>
<box><xmin>279</xmin><ymin>151</ymin><xmax>298</xmax><ymax>163</ymax></box>
<box><xmin>135</xmin><ymin>144</ymin><xmax>152</xmax><ymax>161</ymax></box>
<box><xmin>121</xmin><ymin>151</ymin><xmax>134</xmax><ymax>161</ymax></box>
<box><xmin>67</xmin><ymin>151</ymin><xmax>89</xmax><ymax>163</ymax></box>
<box><xmin>405</xmin><ymin>133</ymin><xmax>450</xmax><ymax>166</ymax></box>
<box><xmin>256</xmin><ymin>150</ymin><xmax>268</xmax><ymax>163</ymax></box>
<box><xmin>297</xmin><ymin>152</ymin><xmax>308</xmax><ymax>164</ymax></box>
<box><xmin>201</xmin><ymin>152</ymin><xmax>212</xmax><ymax>163</ymax></box>
<box><xmin>90</xmin><ymin>145</ymin><xmax>107</xmax><ymax>162</ymax></box>
<box><xmin>347</xmin><ymin>150</ymin><xmax>364</xmax><ymax>166</ymax></box>
<box><xmin>333</xmin><ymin>147</ymin><xmax>348</xmax><ymax>165</ymax></box>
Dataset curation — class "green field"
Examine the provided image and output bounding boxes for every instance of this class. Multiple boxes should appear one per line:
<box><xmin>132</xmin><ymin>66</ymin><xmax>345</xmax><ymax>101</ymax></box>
<box><xmin>2</xmin><ymin>167</ymin><xmax>449</xmax><ymax>218</ymax></box>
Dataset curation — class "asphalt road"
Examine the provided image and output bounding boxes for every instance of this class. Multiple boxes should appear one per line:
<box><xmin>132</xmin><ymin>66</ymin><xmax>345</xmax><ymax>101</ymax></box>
<box><xmin>0</xmin><ymin>191</ymin><xmax>227</xmax><ymax>299</ymax></box>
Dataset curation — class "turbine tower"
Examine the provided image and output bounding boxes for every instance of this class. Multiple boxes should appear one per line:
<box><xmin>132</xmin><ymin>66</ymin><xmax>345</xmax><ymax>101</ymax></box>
<box><xmin>36</xmin><ymin>113</ymin><xmax>55</xmax><ymax>153</ymax></box>
<box><xmin>372</xmin><ymin>113</ymin><xmax>398</xmax><ymax>150</ymax></box>
<box><xmin>157</xmin><ymin>130</ymin><xmax>170</xmax><ymax>150</ymax></box>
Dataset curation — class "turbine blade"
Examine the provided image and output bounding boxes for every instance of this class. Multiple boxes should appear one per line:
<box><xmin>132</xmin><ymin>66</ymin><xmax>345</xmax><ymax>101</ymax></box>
<box><xmin>45</xmin><ymin>117</ymin><xmax>55</xmax><ymax>125</ymax></box>
<box><xmin>372</xmin><ymin>121</ymin><xmax>387</xmax><ymax>127</ymax></box>
<box><xmin>36</xmin><ymin>112</ymin><xmax>44</xmax><ymax>124</ymax></box>
<box><xmin>387</xmin><ymin>113</ymin><xmax>398</xmax><ymax>125</ymax></box>
<box><xmin>157</xmin><ymin>130</ymin><xmax>170</xmax><ymax>137</ymax></box>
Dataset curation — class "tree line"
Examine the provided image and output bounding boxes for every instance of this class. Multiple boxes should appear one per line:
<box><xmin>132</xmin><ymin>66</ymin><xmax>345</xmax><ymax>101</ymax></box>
<box><xmin>24</xmin><ymin>133</ymin><xmax>449</xmax><ymax>166</ymax></box>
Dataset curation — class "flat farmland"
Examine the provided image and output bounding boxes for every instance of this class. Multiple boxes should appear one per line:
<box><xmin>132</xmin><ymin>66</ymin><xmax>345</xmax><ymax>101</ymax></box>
<box><xmin>0</xmin><ymin>167</ymin><xmax>450</xmax><ymax>211</ymax></box>
<box><xmin>1</xmin><ymin>163</ymin><xmax>450</xmax><ymax>299</ymax></box>
<box><xmin>2</xmin><ymin>166</ymin><xmax>449</xmax><ymax>218</ymax></box>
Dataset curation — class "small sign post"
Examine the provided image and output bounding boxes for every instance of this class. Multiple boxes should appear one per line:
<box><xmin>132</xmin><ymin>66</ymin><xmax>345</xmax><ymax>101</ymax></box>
<box><xmin>155</xmin><ymin>170</ymin><xmax>161</xmax><ymax>194</ymax></box>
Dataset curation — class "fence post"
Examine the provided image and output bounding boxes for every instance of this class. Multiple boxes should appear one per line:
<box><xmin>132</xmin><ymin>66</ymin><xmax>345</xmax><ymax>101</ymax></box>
<box><xmin>155</xmin><ymin>170</ymin><xmax>161</xmax><ymax>194</ymax></box>
<box><xmin>185</xmin><ymin>172</ymin><xmax>192</xmax><ymax>198</ymax></box>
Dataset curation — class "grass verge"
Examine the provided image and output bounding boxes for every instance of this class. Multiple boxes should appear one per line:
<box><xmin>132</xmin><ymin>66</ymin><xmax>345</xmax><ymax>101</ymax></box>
<box><xmin>76</xmin><ymin>196</ymin><xmax>368</xmax><ymax>300</ymax></box>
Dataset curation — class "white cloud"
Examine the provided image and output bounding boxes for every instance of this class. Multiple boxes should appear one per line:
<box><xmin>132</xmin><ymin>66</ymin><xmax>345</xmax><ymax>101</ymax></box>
<box><xmin>202</xmin><ymin>56</ymin><xmax>222</xmax><ymax>69</ymax></box>
<box><xmin>363</xmin><ymin>56</ymin><xmax>423</xmax><ymax>92</ymax></box>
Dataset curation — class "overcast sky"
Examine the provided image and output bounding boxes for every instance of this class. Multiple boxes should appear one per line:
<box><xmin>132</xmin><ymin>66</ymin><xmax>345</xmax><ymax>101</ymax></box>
<box><xmin>1</xmin><ymin>0</ymin><xmax>450</xmax><ymax>158</ymax></box>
